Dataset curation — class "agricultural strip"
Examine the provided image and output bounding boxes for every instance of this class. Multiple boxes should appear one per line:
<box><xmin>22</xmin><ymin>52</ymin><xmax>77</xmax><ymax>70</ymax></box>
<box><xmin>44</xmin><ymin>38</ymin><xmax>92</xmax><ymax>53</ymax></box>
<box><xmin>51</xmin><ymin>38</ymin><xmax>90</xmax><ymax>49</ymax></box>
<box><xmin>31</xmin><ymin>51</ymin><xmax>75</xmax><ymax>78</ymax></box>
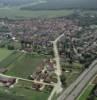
<box><xmin>0</xmin><ymin>84</ymin><xmax>49</xmax><ymax>100</ymax></box>
<box><xmin>0</xmin><ymin>48</ymin><xmax>12</xmax><ymax>62</ymax></box>
<box><xmin>5</xmin><ymin>54</ymin><xmax>46</xmax><ymax>78</ymax></box>
<box><xmin>0</xmin><ymin>8</ymin><xmax>73</xmax><ymax>19</ymax></box>
<box><xmin>0</xmin><ymin>51</ymin><xmax>22</xmax><ymax>68</ymax></box>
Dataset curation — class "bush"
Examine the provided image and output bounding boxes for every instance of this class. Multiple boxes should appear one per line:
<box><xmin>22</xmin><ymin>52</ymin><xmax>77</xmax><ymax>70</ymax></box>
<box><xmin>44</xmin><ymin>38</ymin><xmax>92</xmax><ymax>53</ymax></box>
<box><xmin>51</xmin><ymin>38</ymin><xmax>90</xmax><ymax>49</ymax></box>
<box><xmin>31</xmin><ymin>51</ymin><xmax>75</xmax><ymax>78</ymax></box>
<box><xmin>7</xmin><ymin>45</ymin><xmax>15</xmax><ymax>50</ymax></box>
<box><xmin>0</xmin><ymin>44</ymin><xmax>5</xmax><ymax>48</ymax></box>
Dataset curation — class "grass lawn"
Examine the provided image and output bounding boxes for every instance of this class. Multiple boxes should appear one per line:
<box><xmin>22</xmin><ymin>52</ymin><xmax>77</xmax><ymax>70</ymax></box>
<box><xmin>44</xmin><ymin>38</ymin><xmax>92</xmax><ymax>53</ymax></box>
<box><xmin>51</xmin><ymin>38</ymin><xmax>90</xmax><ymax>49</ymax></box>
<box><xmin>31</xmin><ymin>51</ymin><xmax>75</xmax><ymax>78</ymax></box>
<box><xmin>77</xmin><ymin>84</ymin><xmax>95</xmax><ymax>100</ymax></box>
<box><xmin>65</xmin><ymin>72</ymin><xmax>80</xmax><ymax>86</ymax></box>
<box><xmin>61</xmin><ymin>62</ymin><xmax>83</xmax><ymax>86</ymax></box>
<box><xmin>6</xmin><ymin>53</ymin><xmax>46</xmax><ymax>78</ymax></box>
<box><xmin>0</xmin><ymin>8</ymin><xmax>73</xmax><ymax>19</ymax></box>
<box><xmin>64</xmin><ymin>62</ymin><xmax>83</xmax><ymax>69</ymax></box>
<box><xmin>0</xmin><ymin>48</ymin><xmax>12</xmax><ymax>62</ymax></box>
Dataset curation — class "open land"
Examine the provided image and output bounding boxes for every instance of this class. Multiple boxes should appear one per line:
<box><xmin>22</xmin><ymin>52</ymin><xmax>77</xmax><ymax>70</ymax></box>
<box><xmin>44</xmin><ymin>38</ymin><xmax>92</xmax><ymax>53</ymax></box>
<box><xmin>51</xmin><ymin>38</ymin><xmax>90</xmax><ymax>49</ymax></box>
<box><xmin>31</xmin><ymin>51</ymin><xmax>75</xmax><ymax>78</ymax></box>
<box><xmin>6</xmin><ymin>53</ymin><xmax>46</xmax><ymax>78</ymax></box>
<box><xmin>0</xmin><ymin>48</ymin><xmax>51</xmax><ymax>100</ymax></box>
<box><xmin>0</xmin><ymin>80</ymin><xmax>50</xmax><ymax>100</ymax></box>
<box><xmin>0</xmin><ymin>48</ymin><xmax>46</xmax><ymax>78</ymax></box>
<box><xmin>0</xmin><ymin>8</ymin><xmax>73</xmax><ymax>19</ymax></box>
<box><xmin>0</xmin><ymin>48</ymin><xmax>12</xmax><ymax>62</ymax></box>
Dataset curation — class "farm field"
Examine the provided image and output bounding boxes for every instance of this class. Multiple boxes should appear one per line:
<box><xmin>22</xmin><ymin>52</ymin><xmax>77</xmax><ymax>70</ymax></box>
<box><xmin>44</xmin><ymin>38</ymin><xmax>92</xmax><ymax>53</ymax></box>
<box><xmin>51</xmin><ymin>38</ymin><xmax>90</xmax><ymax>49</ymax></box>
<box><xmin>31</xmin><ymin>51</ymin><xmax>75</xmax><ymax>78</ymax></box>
<box><xmin>0</xmin><ymin>81</ymin><xmax>50</xmax><ymax>100</ymax></box>
<box><xmin>0</xmin><ymin>48</ymin><xmax>13</xmax><ymax>62</ymax></box>
<box><xmin>0</xmin><ymin>48</ymin><xmax>49</xmax><ymax>99</ymax></box>
<box><xmin>12</xmin><ymin>79</ymin><xmax>50</xmax><ymax>100</ymax></box>
<box><xmin>0</xmin><ymin>8</ymin><xmax>96</xmax><ymax>19</ymax></box>
<box><xmin>0</xmin><ymin>8</ymin><xmax>73</xmax><ymax>19</ymax></box>
<box><xmin>5</xmin><ymin>53</ymin><xmax>46</xmax><ymax>78</ymax></box>
<box><xmin>0</xmin><ymin>47</ymin><xmax>46</xmax><ymax>78</ymax></box>
<box><xmin>0</xmin><ymin>51</ymin><xmax>22</xmax><ymax>68</ymax></box>
<box><xmin>0</xmin><ymin>47</ymin><xmax>50</xmax><ymax>100</ymax></box>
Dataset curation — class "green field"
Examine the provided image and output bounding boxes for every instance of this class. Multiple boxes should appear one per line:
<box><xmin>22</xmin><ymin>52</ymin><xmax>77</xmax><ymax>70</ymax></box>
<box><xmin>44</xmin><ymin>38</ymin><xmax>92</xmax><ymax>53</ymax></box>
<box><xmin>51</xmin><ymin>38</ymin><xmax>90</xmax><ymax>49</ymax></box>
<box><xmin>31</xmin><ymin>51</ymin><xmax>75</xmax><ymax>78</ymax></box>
<box><xmin>0</xmin><ymin>8</ymin><xmax>73</xmax><ymax>19</ymax></box>
<box><xmin>5</xmin><ymin>53</ymin><xmax>46</xmax><ymax>78</ymax></box>
<box><xmin>0</xmin><ymin>80</ymin><xmax>49</xmax><ymax>100</ymax></box>
<box><xmin>0</xmin><ymin>48</ymin><xmax>13</xmax><ymax>62</ymax></box>
<box><xmin>77</xmin><ymin>84</ymin><xmax>95</xmax><ymax>100</ymax></box>
<box><xmin>61</xmin><ymin>62</ymin><xmax>83</xmax><ymax>86</ymax></box>
<box><xmin>0</xmin><ymin>48</ymin><xmax>46</xmax><ymax>78</ymax></box>
<box><xmin>0</xmin><ymin>51</ymin><xmax>21</xmax><ymax>68</ymax></box>
<box><xmin>0</xmin><ymin>48</ymin><xmax>49</xmax><ymax>100</ymax></box>
<box><xmin>0</xmin><ymin>77</ymin><xmax>50</xmax><ymax>100</ymax></box>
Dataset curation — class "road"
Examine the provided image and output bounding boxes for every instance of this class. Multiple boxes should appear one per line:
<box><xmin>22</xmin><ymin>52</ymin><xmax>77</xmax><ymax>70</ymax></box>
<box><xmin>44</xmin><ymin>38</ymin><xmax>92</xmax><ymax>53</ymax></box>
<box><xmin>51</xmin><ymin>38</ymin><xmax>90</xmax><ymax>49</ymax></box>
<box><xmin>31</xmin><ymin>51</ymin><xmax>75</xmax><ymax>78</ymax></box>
<box><xmin>0</xmin><ymin>73</ymin><xmax>55</xmax><ymax>86</ymax></box>
<box><xmin>57</xmin><ymin>59</ymin><xmax>97</xmax><ymax>100</ymax></box>
<box><xmin>53</xmin><ymin>34</ymin><xmax>64</xmax><ymax>76</ymax></box>
<box><xmin>48</xmin><ymin>33</ymin><xmax>64</xmax><ymax>100</ymax></box>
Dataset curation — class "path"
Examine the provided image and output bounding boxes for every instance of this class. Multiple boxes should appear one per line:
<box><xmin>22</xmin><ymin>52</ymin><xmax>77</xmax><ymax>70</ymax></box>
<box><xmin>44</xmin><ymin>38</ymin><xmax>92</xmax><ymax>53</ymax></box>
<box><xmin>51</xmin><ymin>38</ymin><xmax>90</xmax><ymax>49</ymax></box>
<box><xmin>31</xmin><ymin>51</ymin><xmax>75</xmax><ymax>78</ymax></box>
<box><xmin>0</xmin><ymin>73</ymin><xmax>55</xmax><ymax>86</ymax></box>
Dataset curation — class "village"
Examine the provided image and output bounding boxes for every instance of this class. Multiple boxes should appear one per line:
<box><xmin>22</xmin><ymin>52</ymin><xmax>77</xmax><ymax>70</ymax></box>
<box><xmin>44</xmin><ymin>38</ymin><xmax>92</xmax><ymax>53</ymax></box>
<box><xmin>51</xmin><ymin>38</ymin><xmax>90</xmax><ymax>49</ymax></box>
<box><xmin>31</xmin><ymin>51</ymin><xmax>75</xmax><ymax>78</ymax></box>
<box><xmin>0</xmin><ymin>13</ymin><xmax>97</xmax><ymax>100</ymax></box>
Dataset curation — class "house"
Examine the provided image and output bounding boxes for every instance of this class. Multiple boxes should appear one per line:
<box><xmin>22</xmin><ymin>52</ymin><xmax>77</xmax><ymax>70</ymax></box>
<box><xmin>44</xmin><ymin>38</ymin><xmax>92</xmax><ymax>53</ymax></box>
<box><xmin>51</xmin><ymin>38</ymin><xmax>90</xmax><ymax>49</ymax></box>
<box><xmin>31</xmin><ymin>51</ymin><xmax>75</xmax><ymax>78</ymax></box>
<box><xmin>0</xmin><ymin>76</ymin><xmax>16</xmax><ymax>87</ymax></box>
<box><xmin>0</xmin><ymin>68</ymin><xmax>8</xmax><ymax>73</ymax></box>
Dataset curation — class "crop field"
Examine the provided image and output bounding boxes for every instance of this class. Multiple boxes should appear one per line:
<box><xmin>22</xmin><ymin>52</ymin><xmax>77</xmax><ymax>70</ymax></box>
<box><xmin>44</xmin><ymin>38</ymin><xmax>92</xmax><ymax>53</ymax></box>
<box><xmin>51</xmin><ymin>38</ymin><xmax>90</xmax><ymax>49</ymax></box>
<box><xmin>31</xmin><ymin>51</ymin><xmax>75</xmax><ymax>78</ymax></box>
<box><xmin>0</xmin><ymin>8</ymin><xmax>96</xmax><ymax>19</ymax></box>
<box><xmin>0</xmin><ymin>47</ymin><xmax>46</xmax><ymax>78</ymax></box>
<box><xmin>0</xmin><ymin>8</ymin><xmax>73</xmax><ymax>19</ymax></box>
<box><xmin>0</xmin><ymin>51</ymin><xmax>22</xmax><ymax>68</ymax></box>
<box><xmin>0</xmin><ymin>48</ymin><xmax>49</xmax><ymax>100</ymax></box>
<box><xmin>0</xmin><ymin>48</ymin><xmax>13</xmax><ymax>62</ymax></box>
<box><xmin>13</xmin><ymin>79</ymin><xmax>50</xmax><ymax>100</ymax></box>
<box><xmin>0</xmin><ymin>80</ymin><xmax>50</xmax><ymax>100</ymax></box>
<box><xmin>5</xmin><ymin>53</ymin><xmax>46</xmax><ymax>78</ymax></box>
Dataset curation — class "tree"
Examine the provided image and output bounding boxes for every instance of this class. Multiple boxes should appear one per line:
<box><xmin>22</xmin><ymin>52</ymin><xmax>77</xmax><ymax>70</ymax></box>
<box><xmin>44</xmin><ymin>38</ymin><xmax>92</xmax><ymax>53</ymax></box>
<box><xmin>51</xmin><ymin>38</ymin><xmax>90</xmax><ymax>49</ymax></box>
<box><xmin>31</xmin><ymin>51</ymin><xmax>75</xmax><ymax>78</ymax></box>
<box><xmin>60</xmin><ymin>74</ymin><xmax>67</xmax><ymax>87</ymax></box>
<box><xmin>7</xmin><ymin>45</ymin><xmax>15</xmax><ymax>50</ymax></box>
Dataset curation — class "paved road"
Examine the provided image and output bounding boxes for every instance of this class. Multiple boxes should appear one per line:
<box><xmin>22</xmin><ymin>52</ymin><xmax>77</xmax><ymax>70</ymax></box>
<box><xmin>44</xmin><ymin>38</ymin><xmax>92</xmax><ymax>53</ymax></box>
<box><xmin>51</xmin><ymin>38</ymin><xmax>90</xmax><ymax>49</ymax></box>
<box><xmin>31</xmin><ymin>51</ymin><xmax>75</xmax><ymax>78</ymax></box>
<box><xmin>48</xmin><ymin>33</ymin><xmax>64</xmax><ymax>100</ymax></box>
<box><xmin>57</xmin><ymin>59</ymin><xmax>97</xmax><ymax>100</ymax></box>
